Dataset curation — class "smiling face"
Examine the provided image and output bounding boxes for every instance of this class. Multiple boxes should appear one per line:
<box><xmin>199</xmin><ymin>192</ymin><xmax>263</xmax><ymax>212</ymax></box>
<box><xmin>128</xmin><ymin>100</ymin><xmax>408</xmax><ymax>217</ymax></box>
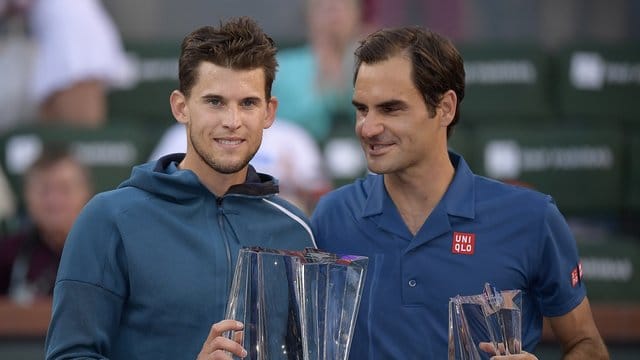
<box><xmin>353</xmin><ymin>54</ymin><xmax>452</xmax><ymax>175</ymax></box>
<box><xmin>171</xmin><ymin>61</ymin><xmax>277</xmax><ymax>183</ymax></box>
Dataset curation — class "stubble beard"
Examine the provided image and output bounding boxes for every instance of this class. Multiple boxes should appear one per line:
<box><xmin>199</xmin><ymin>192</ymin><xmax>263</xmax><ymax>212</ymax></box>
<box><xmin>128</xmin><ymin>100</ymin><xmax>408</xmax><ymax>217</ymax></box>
<box><xmin>190</xmin><ymin>130</ymin><xmax>259</xmax><ymax>175</ymax></box>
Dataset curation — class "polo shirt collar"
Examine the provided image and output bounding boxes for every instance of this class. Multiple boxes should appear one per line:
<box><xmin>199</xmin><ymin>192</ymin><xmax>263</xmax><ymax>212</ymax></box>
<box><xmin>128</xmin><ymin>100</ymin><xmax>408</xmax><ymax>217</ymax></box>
<box><xmin>443</xmin><ymin>151</ymin><xmax>476</xmax><ymax>220</ymax></box>
<box><xmin>361</xmin><ymin>151</ymin><xmax>476</xmax><ymax>220</ymax></box>
<box><xmin>362</xmin><ymin>174</ymin><xmax>385</xmax><ymax>218</ymax></box>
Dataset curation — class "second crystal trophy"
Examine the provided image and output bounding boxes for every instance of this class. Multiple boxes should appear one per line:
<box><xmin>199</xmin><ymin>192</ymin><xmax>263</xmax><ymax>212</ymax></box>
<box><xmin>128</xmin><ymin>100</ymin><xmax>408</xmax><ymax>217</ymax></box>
<box><xmin>225</xmin><ymin>247</ymin><xmax>368</xmax><ymax>360</ymax></box>
<box><xmin>448</xmin><ymin>283</ymin><xmax>523</xmax><ymax>360</ymax></box>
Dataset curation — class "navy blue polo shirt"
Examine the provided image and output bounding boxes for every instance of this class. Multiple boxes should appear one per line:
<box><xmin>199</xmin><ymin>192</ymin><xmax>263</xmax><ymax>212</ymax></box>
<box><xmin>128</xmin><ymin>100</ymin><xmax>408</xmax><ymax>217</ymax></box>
<box><xmin>311</xmin><ymin>152</ymin><xmax>586</xmax><ymax>359</ymax></box>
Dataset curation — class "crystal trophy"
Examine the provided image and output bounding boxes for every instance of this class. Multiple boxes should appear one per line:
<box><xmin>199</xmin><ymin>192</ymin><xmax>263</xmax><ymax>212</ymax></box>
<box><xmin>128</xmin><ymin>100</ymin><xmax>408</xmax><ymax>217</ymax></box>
<box><xmin>448</xmin><ymin>283</ymin><xmax>522</xmax><ymax>360</ymax></box>
<box><xmin>225</xmin><ymin>247</ymin><xmax>368</xmax><ymax>360</ymax></box>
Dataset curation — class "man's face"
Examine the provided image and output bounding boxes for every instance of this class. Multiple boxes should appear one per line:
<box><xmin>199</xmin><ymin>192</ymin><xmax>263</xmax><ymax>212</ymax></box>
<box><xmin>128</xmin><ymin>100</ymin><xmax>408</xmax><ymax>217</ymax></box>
<box><xmin>174</xmin><ymin>62</ymin><xmax>277</xmax><ymax>176</ymax></box>
<box><xmin>353</xmin><ymin>54</ymin><xmax>448</xmax><ymax>175</ymax></box>
<box><xmin>25</xmin><ymin>159</ymin><xmax>91</xmax><ymax>251</ymax></box>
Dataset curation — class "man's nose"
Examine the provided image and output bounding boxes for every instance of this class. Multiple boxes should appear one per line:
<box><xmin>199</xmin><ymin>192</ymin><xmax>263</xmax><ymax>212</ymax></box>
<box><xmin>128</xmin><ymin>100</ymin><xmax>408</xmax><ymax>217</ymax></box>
<box><xmin>358</xmin><ymin>114</ymin><xmax>383</xmax><ymax>138</ymax></box>
<box><xmin>222</xmin><ymin>106</ymin><xmax>242</xmax><ymax>129</ymax></box>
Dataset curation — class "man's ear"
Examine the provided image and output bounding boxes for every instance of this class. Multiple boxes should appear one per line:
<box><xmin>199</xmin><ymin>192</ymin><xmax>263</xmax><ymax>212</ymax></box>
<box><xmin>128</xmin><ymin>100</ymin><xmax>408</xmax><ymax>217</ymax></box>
<box><xmin>264</xmin><ymin>96</ymin><xmax>278</xmax><ymax>129</ymax></box>
<box><xmin>170</xmin><ymin>90</ymin><xmax>189</xmax><ymax>124</ymax></box>
<box><xmin>438</xmin><ymin>90</ymin><xmax>457</xmax><ymax>127</ymax></box>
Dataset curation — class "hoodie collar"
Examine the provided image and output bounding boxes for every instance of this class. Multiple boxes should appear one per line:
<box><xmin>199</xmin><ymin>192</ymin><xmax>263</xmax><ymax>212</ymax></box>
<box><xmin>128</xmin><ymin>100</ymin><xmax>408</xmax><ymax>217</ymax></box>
<box><xmin>123</xmin><ymin>153</ymin><xmax>279</xmax><ymax>199</ymax></box>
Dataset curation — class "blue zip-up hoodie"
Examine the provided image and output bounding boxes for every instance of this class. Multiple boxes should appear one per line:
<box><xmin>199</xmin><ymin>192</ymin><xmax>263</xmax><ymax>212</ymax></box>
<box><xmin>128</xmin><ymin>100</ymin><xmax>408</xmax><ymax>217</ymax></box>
<box><xmin>45</xmin><ymin>154</ymin><xmax>316</xmax><ymax>359</ymax></box>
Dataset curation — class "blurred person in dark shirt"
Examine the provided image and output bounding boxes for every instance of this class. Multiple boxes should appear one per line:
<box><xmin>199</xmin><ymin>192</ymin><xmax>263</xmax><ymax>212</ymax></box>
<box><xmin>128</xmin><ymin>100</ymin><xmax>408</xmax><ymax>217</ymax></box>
<box><xmin>0</xmin><ymin>146</ymin><xmax>92</xmax><ymax>303</ymax></box>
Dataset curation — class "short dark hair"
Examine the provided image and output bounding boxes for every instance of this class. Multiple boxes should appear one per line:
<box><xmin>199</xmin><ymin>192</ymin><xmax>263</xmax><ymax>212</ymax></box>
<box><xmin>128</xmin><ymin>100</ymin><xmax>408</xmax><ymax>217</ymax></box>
<box><xmin>354</xmin><ymin>26</ymin><xmax>465</xmax><ymax>138</ymax></box>
<box><xmin>178</xmin><ymin>17</ymin><xmax>278</xmax><ymax>98</ymax></box>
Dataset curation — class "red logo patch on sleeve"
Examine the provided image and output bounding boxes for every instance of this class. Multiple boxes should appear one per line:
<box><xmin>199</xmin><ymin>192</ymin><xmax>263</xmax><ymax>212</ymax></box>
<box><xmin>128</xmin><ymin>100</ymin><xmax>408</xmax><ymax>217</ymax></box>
<box><xmin>578</xmin><ymin>261</ymin><xmax>583</xmax><ymax>278</ymax></box>
<box><xmin>571</xmin><ymin>268</ymin><xmax>579</xmax><ymax>287</ymax></box>
<box><xmin>571</xmin><ymin>261</ymin><xmax>584</xmax><ymax>287</ymax></box>
<box><xmin>452</xmin><ymin>232</ymin><xmax>475</xmax><ymax>255</ymax></box>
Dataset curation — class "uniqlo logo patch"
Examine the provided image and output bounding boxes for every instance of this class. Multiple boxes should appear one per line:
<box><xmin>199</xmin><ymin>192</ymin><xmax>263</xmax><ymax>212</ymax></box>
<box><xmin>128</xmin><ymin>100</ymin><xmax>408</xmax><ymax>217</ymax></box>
<box><xmin>571</xmin><ymin>261</ymin><xmax>583</xmax><ymax>287</ymax></box>
<box><xmin>452</xmin><ymin>232</ymin><xmax>475</xmax><ymax>255</ymax></box>
<box><xmin>578</xmin><ymin>261</ymin><xmax>583</xmax><ymax>278</ymax></box>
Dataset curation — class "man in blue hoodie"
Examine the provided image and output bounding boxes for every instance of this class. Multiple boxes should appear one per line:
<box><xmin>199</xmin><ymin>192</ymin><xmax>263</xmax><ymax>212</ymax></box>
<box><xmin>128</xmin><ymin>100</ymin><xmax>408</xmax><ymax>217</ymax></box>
<box><xmin>45</xmin><ymin>17</ymin><xmax>316</xmax><ymax>360</ymax></box>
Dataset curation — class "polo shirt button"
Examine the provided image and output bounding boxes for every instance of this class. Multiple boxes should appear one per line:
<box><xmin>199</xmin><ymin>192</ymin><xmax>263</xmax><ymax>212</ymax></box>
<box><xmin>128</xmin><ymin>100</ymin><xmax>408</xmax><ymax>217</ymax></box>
<box><xmin>408</xmin><ymin>279</ymin><xmax>417</xmax><ymax>287</ymax></box>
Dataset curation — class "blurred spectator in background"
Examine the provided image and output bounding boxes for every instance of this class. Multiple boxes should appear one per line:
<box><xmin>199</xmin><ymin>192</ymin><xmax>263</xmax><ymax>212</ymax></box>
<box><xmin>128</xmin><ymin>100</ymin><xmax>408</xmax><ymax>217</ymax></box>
<box><xmin>0</xmin><ymin>145</ymin><xmax>92</xmax><ymax>304</ymax></box>
<box><xmin>272</xmin><ymin>0</ymin><xmax>364</xmax><ymax>144</ymax></box>
<box><xmin>0</xmin><ymin>0</ymin><xmax>132</xmax><ymax>132</ymax></box>
<box><xmin>0</xmin><ymin>167</ymin><xmax>16</xmax><ymax>228</ymax></box>
<box><xmin>362</xmin><ymin>0</ymin><xmax>463</xmax><ymax>40</ymax></box>
<box><xmin>150</xmin><ymin>119</ymin><xmax>331</xmax><ymax>214</ymax></box>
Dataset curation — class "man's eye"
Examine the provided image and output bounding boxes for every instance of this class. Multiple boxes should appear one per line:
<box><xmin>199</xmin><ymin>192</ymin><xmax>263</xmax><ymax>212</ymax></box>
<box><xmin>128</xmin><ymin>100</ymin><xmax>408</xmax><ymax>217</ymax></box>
<box><xmin>354</xmin><ymin>105</ymin><xmax>367</xmax><ymax>115</ymax></box>
<box><xmin>241</xmin><ymin>99</ymin><xmax>257</xmax><ymax>107</ymax></box>
<box><xmin>208</xmin><ymin>98</ymin><xmax>222</xmax><ymax>106</ymax></box>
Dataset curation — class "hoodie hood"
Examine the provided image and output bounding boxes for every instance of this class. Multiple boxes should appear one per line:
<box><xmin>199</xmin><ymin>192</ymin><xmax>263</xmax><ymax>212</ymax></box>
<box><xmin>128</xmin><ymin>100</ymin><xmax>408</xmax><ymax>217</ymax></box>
<box><xmin>118</xmin><ymin>153</ymin><xmax>279</xmax><ymax>202</ymax></box>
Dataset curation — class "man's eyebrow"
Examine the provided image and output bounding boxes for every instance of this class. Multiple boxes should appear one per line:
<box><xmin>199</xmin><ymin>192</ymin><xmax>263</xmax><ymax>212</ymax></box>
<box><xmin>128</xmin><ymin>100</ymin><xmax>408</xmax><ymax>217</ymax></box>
<box><xmin>376</xmin><ymin>99</ymin><xmax>407</xmax><ymax>109</ymax></box>
<box><xmin>200</xmin><ymin>94</ymin><xmax>263</xmax><ymax>102</ymax></box>
<box><xmin>201</xmin><ymin>94</ymin><xmax>223</xmax><ymax>100</ymax></box>
<box><xmin>352</xmin><ymin>99</ymin><xmax>365</xmax><ymax>107</ymax></box>
<box><xmin>241</xmin><ymin>96</ymin><xmax>262</xmax><ymax>102</ymax></box>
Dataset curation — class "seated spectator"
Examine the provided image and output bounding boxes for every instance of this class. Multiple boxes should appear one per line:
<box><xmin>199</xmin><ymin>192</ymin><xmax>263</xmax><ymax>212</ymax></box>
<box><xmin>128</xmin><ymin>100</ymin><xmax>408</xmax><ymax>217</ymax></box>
<box><xmin>271</xmin><ymin>0</ymin><xmax>364</xmax><ymax>143</ymax></box>
<box><xmin>0</xmin><ymin>0</ymin><xmax>132</xmax><ymax>131</ymax></box>
<box><xmin>30</xmin><ymin>0</ymin><xmax>133</xmax><ymax>125</ymax></box>
<box><xmin>150</xmin><ymin>120</ymin><xmax>331</xmax><ymax>214</ymax></box>
<box><xmin>0</xmin><ymin>146</ymin><xmax>92</xmax><ymax>304</ymax></box>
<box><xmin>0</xmin><ymin>167</ymin><xmax>16</xmax><ymax>229</ymax></box>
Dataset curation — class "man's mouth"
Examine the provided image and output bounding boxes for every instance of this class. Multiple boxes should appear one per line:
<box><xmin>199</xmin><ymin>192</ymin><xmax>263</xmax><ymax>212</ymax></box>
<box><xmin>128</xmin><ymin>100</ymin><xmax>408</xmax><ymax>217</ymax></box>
<box><xmin>367</xmin><ymin>142</ymin><xmax>393</xmax><ymax>155</ymax></box>
<box><xmin>216</xmin><ymin>138</ymin><xmax>243</xmax><ymax>146</ymax></box>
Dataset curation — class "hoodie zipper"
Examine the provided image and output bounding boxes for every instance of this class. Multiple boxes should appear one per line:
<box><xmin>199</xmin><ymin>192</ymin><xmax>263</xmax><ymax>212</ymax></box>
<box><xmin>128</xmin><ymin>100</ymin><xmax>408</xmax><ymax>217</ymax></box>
<box><xmin>216</xmin><ymin>196</ymin><xmax>233</xmax><ymax>294</ymax></box>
